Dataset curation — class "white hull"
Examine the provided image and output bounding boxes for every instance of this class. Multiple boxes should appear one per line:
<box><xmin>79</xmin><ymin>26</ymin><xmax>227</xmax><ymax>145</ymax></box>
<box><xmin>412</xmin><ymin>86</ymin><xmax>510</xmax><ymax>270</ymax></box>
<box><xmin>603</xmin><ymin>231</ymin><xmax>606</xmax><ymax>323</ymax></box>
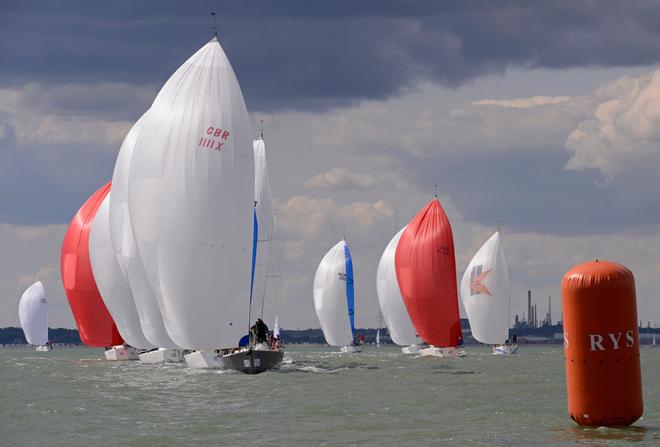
<box><xmin>139</xmin><ymin>348</ymin><xmax>185</xmax><ymax>364</ymax></box>
<box><xmin>184</xmin><ymin>350</ymin><xmax>221</xmax><ymax>369</ymax></box>
<box><xmin>401</xmin><ymin>344</ymin><xmax>419</xmax><ymax>355</ymax></box>
<box><xmin>418</xmin><ymin>346</ymin><xmax>465</xmax><ymax>358</ymax></box>
<box><xmin>35</xmin><ymin>345</ymin><xmax>52</xmax><ymax>352</ymax></box>
<box><xmin>493</xmin><ymin>343</ymin><xmax>518</xmax><ymax>355</ymax></box>
<box><xmin>105</xmin><ymin>345</ymin><xmax>139</xmax><ymax>361</ymax></box>
<box><xmin>340</xmin><ymin>345</ymin><xmax>362</xmax><ymax>353</ymax></box>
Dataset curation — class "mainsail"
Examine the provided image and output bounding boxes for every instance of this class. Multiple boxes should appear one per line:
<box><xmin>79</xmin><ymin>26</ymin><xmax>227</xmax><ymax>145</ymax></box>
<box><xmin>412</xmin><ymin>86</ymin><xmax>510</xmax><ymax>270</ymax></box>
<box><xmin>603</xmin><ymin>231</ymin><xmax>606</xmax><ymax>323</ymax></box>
<box><xmin>395</xmin><ymin>198</ymin><xmax>462</xmax><ymax>347</ymax></box>
<box><xmin>18</xmin><ymin>281</ymin><xmax>48</xmax><ymax>346</ymax></box>
<box><xmin>60</xmin><ymin>182</ymin><xmax>123</xmax><ymax>347</ymax></box>
<box><xmin>108</xmin><ymin>113</ymin><xmax>179</xmax><ymax>349</ymax></box>
<box><xmin>313</xmin><ymin>240</ymin><xmax>355</xmax><ymax>346</ymax></box>
<box><xmin>127</xmin><ymin>38</ymin><xmax>254</xmax><ymax>349</ymax></box>
<box><xmin>460</xmin><ymin>231</ymin><xmax>511</xmax><ymax>345</ymax></box>
<box><xmin>89</xmin><ymin>193</ymin><xmax>154</xmax><ymax>349</ymax></box>
<box><xmin>376</xmin><ymin>226</ymin><xmax>417</xmax><ymax>346</ymax></box>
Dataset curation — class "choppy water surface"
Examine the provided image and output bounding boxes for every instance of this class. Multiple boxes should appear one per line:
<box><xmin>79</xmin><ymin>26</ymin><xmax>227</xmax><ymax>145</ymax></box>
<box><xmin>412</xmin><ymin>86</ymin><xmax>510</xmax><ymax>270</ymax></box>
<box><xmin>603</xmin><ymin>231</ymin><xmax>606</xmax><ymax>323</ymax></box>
<box><xmin>1</xmin><ymin>345</ymin><xmax>659</xmax><ymax>446</ymax></box>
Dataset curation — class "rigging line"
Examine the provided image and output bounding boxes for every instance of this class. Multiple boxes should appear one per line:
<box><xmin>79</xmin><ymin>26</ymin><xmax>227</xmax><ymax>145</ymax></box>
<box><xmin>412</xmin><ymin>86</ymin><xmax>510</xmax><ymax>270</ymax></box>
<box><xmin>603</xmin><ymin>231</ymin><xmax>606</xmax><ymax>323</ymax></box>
<box><xmin>259</xmin><ymin>238</ymin><xmax>274</xmax><ymax>318</ymax></box>
<box><xmin>210</xmin><ymin>11</ymin><xmax>218</xmax><ymax>37</ymax></box>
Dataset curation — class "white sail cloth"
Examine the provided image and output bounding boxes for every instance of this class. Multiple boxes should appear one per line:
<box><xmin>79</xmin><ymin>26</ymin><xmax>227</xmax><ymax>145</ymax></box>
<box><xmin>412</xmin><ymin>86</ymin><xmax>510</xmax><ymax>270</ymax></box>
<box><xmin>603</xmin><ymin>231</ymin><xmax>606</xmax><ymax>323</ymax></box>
<box><xmin>18</xmin><ymin>281</ymin><xmax>48</xmax><ymax>346</ymax></box>
<box><xmin>460</xmin><ymin>231</ymin><xmax>511</xmax><ymax>344</ymax></box>
<box><xmin>90</xmin><ymin>194</ymin><xmax>155</xmax><ymax>349</ymax></box>
<box><xmin>108</xmin><ymin>113</ymin><xmax>179</xmax><ymax>349</ymax></box>
<box><xmin>376</xmin><ymin>227</ymin><xmax>417</xmax><ymax>346</ymax></box>
<box><xmin>127</xmin><ymin>38</ymin><xmax>254</xmax><ymax>349</ymax></box>
<box><xmin>313</xmin><ymin>240</ymin><xmax>354</xmax><ymax>347</ymax></box>
<box><xmin>252</xmin><ymin>139</ymin><xmax>274</xmax><ymax>322</ymax></box>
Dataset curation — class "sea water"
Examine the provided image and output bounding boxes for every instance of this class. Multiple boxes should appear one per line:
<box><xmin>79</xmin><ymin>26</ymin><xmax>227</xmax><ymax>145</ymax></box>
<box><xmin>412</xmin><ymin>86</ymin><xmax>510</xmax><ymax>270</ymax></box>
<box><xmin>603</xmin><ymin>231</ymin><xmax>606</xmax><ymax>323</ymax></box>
<box><xmin>1</xmin><ymin>345</ymin><xmax>658</xmax><ymax>446</ymax></box>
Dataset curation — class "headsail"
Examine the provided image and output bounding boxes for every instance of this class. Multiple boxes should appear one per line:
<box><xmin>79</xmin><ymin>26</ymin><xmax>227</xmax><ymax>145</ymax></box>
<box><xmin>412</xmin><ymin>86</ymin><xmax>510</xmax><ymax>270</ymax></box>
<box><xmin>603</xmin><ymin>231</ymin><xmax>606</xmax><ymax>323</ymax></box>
<box><xmin>395</xmin><ymin>198</ymin><xmax>462</xmax><ymax>347</ymax></box>
<box><xmin>313</xmin><ymin>240</ymin><xmax>355</xmax><ymax>346</ymax></box>
<box><xmin>460</xmin><ymin>231</ymin><xmax>511</xmax><ymax>344</ymax></box>
<box><xmin>127</xmin><ymin>38</ymin><xmax>254</xmax><ymax>349</ymax></box>
<box><xmin>18</xmin><ymin>281</ymin><xmax>48</xmax><ymax>346</ymax></box>
<box><xmin>108</xmin><ymin>113</ymin><xmax>179</xmax><ymax>349</ymax></box>
<box><xmin>376</xmin><ymin>226</ymin><xmax>417</xmax><ymax>346</ymax></box>
<box><xmin>90</xmin><ymin>193</ymin><xmax>154</xmax><ymax>349</ymax></box>
<box><xmin>60</xmin><ymin>182</ymin><xmax>123</xmax><ymax>347</ymax></box>
<box><xmin>250</xmin><ymin>139</ymin><xmax>274</xmax><ymax>322</ymax></box>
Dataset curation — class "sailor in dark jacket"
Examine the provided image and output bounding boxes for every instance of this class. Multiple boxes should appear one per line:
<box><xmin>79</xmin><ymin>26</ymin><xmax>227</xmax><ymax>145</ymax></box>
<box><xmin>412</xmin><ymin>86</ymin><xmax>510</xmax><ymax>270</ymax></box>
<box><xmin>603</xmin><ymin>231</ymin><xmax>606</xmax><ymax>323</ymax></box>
<box><xmin>255</xmin><ymin>318</ymin><xmax>269</xmax><ymax>343</ymax></box>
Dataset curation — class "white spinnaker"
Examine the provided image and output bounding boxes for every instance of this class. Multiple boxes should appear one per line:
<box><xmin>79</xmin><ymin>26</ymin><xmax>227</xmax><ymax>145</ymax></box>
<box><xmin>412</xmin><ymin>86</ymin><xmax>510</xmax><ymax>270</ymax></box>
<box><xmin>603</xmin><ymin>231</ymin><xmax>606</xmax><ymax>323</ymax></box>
<box><xmin>127</xmin><ymin>38</ymin><xmax>254</xmax><ymax>349</ymax></box>
<box><xmin>18</xmin><ymin>281</ymin><xmax>48</xmax><ymax>346</ymax></box>
<box><xmin>460</xmin><ymin>231</ymin><xmax>511</xmax><ymax>345</ymax></box>
<box><xmin>313</xmin><ymin>241</ymin><xmax>353</xmax><ymax>347</ymax></box>
<box><xmin>252</xmin><ymin>139</ymin><xmax>274</xmax><ymax>323</ymax></box>
<box><xmin>90</xmin><ymin>194</ymin><xmax>154</xmax><ymax>349</ymax></box>
<box><xmin>109</xmin><ymin>113</ymin><xmax>178</xmax><ymax>349</ymax></box>
<box><xmin>376</xmin><ymin>227</ymin><xmax>417</xmax><ymax>346</ymax></box>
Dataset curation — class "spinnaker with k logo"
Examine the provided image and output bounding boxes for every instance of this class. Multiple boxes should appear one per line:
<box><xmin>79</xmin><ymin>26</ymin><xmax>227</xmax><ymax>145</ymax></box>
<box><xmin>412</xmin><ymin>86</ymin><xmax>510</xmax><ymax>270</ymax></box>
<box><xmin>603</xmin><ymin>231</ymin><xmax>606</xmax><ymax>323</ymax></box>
<box><xmin>460</xmin><ymin>231</ymin><xmax>515</xmax><ymax>354</ymax></box>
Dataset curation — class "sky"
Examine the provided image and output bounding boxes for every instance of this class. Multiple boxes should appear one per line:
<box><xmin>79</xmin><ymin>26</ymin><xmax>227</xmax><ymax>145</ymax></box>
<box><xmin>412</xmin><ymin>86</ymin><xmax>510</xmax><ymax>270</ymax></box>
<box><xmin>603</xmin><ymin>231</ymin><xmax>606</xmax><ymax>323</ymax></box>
<box><xmin>2</xmin><ymin>1</ymin><xmax>660</xmax><ymax>331</ymax></box>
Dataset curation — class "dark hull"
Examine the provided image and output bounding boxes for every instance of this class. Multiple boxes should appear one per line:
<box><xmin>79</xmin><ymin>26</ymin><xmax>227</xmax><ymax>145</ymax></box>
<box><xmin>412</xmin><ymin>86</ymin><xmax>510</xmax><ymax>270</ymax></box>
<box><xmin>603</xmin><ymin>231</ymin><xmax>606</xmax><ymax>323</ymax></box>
<box><xmin>220</xmin><ymin>349</ymin><xmax>284</xmax><ymax>374</ymax></box>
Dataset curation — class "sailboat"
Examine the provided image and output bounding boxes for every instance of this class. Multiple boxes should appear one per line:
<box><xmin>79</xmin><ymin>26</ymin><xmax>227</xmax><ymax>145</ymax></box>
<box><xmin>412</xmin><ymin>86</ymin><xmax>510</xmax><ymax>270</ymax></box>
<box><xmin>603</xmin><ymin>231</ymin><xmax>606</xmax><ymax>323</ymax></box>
<box><xmin>61</xmin><ymin>182</ymin><xmax>124</xmax><ymax>349</ymax></box>
<box><xmin>19</xmin><ymin>281</ymin><xmax>51</xmax><ymax>351</ymax></box>
<box><xmin>89</xmin><ymin>191</ymin><xmax>156</xmax><ymax>360</ymax></box>
<box><xmin>395</xmin><ymin>197</ymin><xmax>464</xmax><ymax>358</ymax></box>
<box><xmin>109</xmin><ymin>112</ymin><xmax>184</xmax><ymax>364</ymax></box>
<box><xmin>126</xmin><ymin>37</ymin><xmax>280</xmax><ymax>373</ymax></box>
<box><xmin>460</xmin><ymin>231</ymin><xmax>517</xmax><ymax>355</ymax></box>
<box><xmin>185</xmin><ymin>137</ymin><xmax>284</xmax><ymax>372</ymax></box>
<box><xmin>376</xmin><ymin>226</ymin><xmax>421</xmax><ymax>354</ymax></box>
<box><xmin>313</xmin><ymin>240</ymin><xmax>360</xmax><ymax>353</ymax></box>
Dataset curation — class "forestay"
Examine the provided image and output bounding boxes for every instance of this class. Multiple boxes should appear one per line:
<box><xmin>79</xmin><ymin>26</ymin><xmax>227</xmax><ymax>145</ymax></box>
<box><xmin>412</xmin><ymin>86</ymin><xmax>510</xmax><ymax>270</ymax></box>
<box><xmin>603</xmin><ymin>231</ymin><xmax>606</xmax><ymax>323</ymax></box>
<box><xmin>376</xmin><ymin>227</ymin><xmax>417</xmax><ymax>346</ymax></box>
<box><xmin>127</xmin><ymin>38</ymin><xmax>254</xmax><ymax>349</ymax></box>
<box><xmin>90</xmin><ymin>193</ymin><xmax>154</xmax><ymax>349</ymax></box>
<box><xmin>109</xmin><ymin>113</ymin><xmax>179</xmax><ymax>349</ymax></box>
<box><xmin>18</xmin><ymin>281</ymin><xmax>48</xmax><ymax>346</ymax></box>
<box><xmin>460</xmin><ymin>231</ymin><xmax>511</xmax><ymax>345</ymax></box>
<box><xmin>313</xmin><ymin>240</ymin><xmax>355</xmax><ymax>347</ymax></box>
<box><xmin>395</xmin><ymin>198</ymin><xmax>462</xmax><ymax>348</ymax></box>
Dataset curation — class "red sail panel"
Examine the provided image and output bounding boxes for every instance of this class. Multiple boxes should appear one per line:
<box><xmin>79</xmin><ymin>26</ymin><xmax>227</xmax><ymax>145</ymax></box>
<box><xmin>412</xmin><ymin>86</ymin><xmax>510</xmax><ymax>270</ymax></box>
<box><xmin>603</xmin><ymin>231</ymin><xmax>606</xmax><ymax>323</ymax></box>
<box><xmin>60</xmin><ymin>182</ymin><xmax>123</xmax><ymax>347</ymax></box>
<box><xmin>394</xmin><ymin>198</ymin><xmax>462</xmax><ymax>347</ymax></box>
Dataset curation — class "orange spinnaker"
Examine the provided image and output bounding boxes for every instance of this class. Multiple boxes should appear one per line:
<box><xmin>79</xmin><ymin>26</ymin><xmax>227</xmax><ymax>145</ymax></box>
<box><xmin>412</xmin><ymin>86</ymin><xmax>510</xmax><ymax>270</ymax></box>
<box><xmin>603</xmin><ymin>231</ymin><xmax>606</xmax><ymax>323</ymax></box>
<box><xmin>61</xmin><ymin>182</ymin><xmax>123</xmax><ymax>347</ymax></box>
<box><xmin>562</xmin><ymin>260</ymin><xmax>643</xmax><ymax>426</ymax></box>
<box><xmin>395</xmin><ymin>198</ymin><xmax>462</xmax><ymax>347</ymax></box>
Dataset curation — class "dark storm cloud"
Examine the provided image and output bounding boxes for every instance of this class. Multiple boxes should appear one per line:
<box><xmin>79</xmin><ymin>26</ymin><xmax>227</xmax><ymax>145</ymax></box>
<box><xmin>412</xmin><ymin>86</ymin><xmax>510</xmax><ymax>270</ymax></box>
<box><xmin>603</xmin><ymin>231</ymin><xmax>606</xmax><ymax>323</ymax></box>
<box><xmin>0</xmin><ymin>118</ymin><xmax>116</xmax><ymax>224</ymax></box>
<box><xmin>3</xmin><ymin>1</ymin><xmax>660</xmax><ymax>111</ymax></box>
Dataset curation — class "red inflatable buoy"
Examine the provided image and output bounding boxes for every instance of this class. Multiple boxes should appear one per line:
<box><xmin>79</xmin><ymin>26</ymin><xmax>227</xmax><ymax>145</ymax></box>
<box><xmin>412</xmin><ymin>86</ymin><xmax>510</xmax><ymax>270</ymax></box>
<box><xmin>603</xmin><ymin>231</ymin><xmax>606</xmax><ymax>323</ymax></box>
<box><xmin>562</xmin><ymin>260</ymin><xmax>643</xmax><ymax>426</ymax></box>
<box><xmin>60</xmin><ymin>182</ymin><xmax>123</xmax><ymax>347</ymax></box>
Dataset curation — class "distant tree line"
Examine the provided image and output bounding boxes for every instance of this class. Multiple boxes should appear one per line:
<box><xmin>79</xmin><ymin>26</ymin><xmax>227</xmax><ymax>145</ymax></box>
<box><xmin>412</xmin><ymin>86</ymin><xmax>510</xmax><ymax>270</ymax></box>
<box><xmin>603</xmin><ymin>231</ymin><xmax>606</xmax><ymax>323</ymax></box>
<box><xmin>2</xmin><ymin>323</ymin><xmax>656</xmax><ymax>346</ymax></box>
<box><xmin>0</xmin><ymin>327</ymin><xmax>82</xmax><ymax>345</ymax></box>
